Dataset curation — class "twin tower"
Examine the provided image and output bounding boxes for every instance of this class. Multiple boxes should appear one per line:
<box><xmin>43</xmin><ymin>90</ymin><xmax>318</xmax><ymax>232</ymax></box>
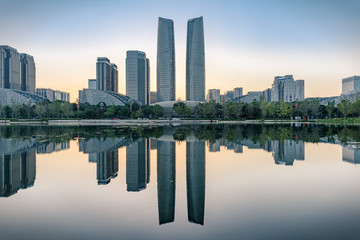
<box><xmin>157</xmin><ymin>16</ymin><xmax>205</xmax><ymax>102</ymax></box>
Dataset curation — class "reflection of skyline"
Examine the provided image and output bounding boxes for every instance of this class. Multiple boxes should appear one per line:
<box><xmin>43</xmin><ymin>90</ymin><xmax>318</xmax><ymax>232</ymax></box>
<box><xmin>157</xmin><ymin>140</ymin><xmax>176</xmax><ymax>225</ymax></box>
<box><xmin>187</xmin><ymin>140</ymin><xmax>205</xmax><ymax>225</ymax></box>
<box><xmin>0</xmin><ymin>149</ymin><xmax>36</xmax><ymax>197</ymax></box>
<box><xmin>210</xmin><ymin>139</ymin><xmax>305</xmax><ymax>166</ymax></box>
<box><xmin>79</xmin><ymin>137</ymin><xmax>129</xmax><ymax>185</ymax></box>
<box><xmin>126</xmin><ymin>139</ymin><xmax>149</xmax><ymax>191</ymax></box>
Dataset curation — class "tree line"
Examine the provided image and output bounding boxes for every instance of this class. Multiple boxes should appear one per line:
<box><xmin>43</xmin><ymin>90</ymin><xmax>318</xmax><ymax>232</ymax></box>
<box><xmin>0</xmin><ymin>98</ymin><xmax>359</xmax><ymax>120</ymax></box>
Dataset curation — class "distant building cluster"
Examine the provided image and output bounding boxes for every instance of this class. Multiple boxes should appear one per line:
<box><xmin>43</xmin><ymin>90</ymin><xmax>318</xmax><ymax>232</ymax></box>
<box><xmin>0</xmin><ymin>45</ymin><xmax>35</xmax><ymax>93</ymax></box>
<box><xmin>0</xmin><ymin>45</ymin><xmax>70</xmax><ymax>105</ymax></box>
<box><xmin>216</xmin><ymin>75</ymin><xmax>305</xmax><ymax>104</ymax></box>
<box><xmin>207</xmin><ymin>87</ymin><xmax>243</xmax><ymax>103</ymax></box>
<box><xmin>36</xmin><ymin>88</ymin><xmax>70</xmax><ymax>102</ymax></box>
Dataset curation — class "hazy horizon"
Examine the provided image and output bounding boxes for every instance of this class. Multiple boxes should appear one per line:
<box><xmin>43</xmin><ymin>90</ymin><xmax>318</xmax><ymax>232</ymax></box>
<box><xmin>1</xmin><ymin>0</ymin><xmax>359</xmax><ymax>102</ymax></box>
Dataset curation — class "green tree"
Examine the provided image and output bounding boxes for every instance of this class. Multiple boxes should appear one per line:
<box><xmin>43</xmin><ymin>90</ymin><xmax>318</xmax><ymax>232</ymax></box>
<box><xmin>278</xmin><ymin>101</ymin><xmax>292</xmax><ymax>118</ymax></box>
<box><xmin>308</xmin><ymin>99</ymin><xmax>321</xmax><ymax>118</ymax></box>
<box><xmin>326</xmin><ymin>100</ymin><xmax>336</xmax><ymax>118</ymax></box>
<box><xmin>338</xmin><ymin>99</ymin><xmax>351</xmax><ymax>119</ymax></box>
<box><xmin>152</xmin><ymin>105</ymin><xmax>164</xmax><ymax>118</ymax></box>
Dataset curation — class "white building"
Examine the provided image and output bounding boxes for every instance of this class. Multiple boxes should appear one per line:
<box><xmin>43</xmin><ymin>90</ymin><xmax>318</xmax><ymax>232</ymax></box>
<box><xmin>207</xmin><ymin>89</ymin><xmax>220</xmax><ymax>103</ymax></box>
<box><xmin>271</xmin><ymin>75</ymin><xmax>304</xmax><ymax>102</ymax></box>
<box><xmin>342</xmin><ymin>76</ymin><xmax>360</xmax><ymax>95</ymax></box>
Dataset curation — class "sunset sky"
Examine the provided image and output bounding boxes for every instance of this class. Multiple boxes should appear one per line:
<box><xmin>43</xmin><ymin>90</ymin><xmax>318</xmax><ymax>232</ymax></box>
<box><xmin>1</xmin><ymin>0</ymin><xmax>359</xmax><ymax>102</ymax></box>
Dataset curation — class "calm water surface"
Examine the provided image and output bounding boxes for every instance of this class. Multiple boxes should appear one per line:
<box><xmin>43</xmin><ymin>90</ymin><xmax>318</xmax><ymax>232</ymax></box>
<box><xmin>1</xmin><ymin>124</ymin><xmax>360</xmax><ymax>240</ymax></box>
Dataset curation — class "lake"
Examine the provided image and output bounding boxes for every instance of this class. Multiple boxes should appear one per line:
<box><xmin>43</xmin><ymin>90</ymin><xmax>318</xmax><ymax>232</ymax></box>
<box><xmin>0</xmin><ymin>124</ymin><xmax>360</xmax><ymax>240</ymax></box>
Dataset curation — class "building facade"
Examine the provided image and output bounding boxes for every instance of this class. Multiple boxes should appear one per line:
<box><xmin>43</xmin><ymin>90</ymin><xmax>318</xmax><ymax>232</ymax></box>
<box><xmin>126</xmin><ymin>50</ymin><xmax>148</xmax><ymax>104</ymax></box>
<box><xmin>20</xmin><ymin>54</ymin><xmax>36</xmax><ymax>93</ymax></box>
<box><xmin>96</xmin><ymin>57</ymin><xmax>111</xmax><ymax>91</ymax></box>
<box><xmin>111</xmin><ymin>63</ymin><xmax>118</xmax><ymax>93</ymax></box>
<box><xmin>88</xmin><ymin>79</ymin><xmax>96</xmax><ymax>90</ymax></box>
<box><xmin>342</xmin><ymin>76</ymin><xmax>360</xmax><ymax>95</ymax></box>
<box><xmin>36</xmin><ymin>88</ymin><xmax>69</xmax><ymax>102</ymax></box>
<box><xmin>186</xmin><ymin>16</ymin><xmax>205</xmax><ymax>101</ymax></box>
<box><xmin>157</xmin><ymin>17</ymin><xmax>175</xmax><ymax>102</ymax></box>
<box><xmin>150</xmin><ymin>91</ymin><xmax>157</xmax><ymax>104</ymax></box>
<box><xmin>233</xmin><ymin>87</ymin><xmax>243</xmax><ymax>99</ymax></box>
<box><xmin>271</xmin><ymin>75</ymin><xmax>304</xmax><ymax>102</ymax></box>
<box><xmin>207</xmin><ymin>89</ymin><xmax>220</xmax><ymax>103</ymax></box>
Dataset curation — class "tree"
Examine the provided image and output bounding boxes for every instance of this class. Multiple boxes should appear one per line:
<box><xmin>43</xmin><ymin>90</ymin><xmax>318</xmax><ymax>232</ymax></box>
<box><xmin>35</xmin><ymin>103</ymin><xmax>46</xmax><ymax>119</ymax></box>
<box><xmin>326</xmin><ymin>100</ymin><xmax>336</xmax><ymax>118</ymax></box>
<box><xmin>278</xmin><ymin>101</ymin><xmax>292</xmax><ymax>118</ymax></box>
<box><xmin>338</xmin><ymin>99</ymin><xmax>351</xmax><ymax>119</ymax></box>
<box><xmin>308</xmin><ymin>99</ymin><xmax>321</xmax><ymax>118</ymax></box>
<box><xmin>152</xmin><ymin>105</ymin><xmax>164</xmax><ymax>118</ymax></box>
<box><xmin>173</xmin><ymin>102</ymin><xmax>190</xmax><ymax>117</ymax></box>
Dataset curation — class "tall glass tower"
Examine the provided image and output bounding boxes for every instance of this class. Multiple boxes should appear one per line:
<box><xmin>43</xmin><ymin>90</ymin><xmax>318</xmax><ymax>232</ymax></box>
<box><xmin>186</xmin><ymin>16</ymin><xmax>205</xmax><ymax>101</ymax></box>
<box><xmin>157</xmin><ymin>17</ymin><xmax>175</xmax><ymax>102</ymax></box>
<box><xmin>126</xmin><ymin>51</ymin><xmax>147</xmax><ymax>104</ymax></box>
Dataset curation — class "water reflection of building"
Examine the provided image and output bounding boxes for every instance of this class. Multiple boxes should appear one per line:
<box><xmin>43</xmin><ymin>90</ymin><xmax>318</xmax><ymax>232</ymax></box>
<box><xmin>126</xmin><ymin>139</ymin><xmax>150</xmax><ymax>191</ymax></box>
<box><xmin>79</xmin><ymin>137</ymin><xmax>127</xmax><ymax>185</ymax></box>
<box><xmin>271</xmin><ymin>140</ymin><xmax>304</xmax><ymax>165</ymax></box>
<box><xmin>157</xmin><ymin>140</ymin><xmax>176</xmax><ymax>225</ymax></box>
<box><xmin>217</xmin><ymin>139</ymin><xmax>305</xmax><ymax>166</ymax></box>
<box><xmin>207</xmin><ymin>140</ymin><xmax>220</xmax><ymax>152</ymax></box>
<box><xmin>89</xmin><ymin>150</ymin><xmax>118</xmax><ymax>185</ymax></box>
<box><xmin>0</xmin><ymin>149</ymin><xmax>36</xmax><ymax>197</ymax></box>
<box><xmin>37</xmin><ymin>141</ymin><xmax>70</xmax><ymax>154</ymax></box>
<box><xmin>342</xmin><ymin>146</ymin><xmax>360</xmax><ymax>164</ymax></box>
<box><xmin>187</xmin><ymin>140</ymin><xmax>205</xmax><ymax>225</ymax></box>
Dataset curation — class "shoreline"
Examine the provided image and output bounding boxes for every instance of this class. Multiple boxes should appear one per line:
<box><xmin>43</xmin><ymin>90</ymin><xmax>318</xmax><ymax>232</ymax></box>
<box><xmin>1</xmin><ymin>119</ymin><xmax>359</xmax><ymax>126</ymax></box>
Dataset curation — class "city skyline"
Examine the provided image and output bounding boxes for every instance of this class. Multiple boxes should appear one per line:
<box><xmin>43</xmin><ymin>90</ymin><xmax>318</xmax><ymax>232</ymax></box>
<box><xmin>1</xmin><ymin>0</ymin><xmax>359</xmax><ymax>102</ymax></box>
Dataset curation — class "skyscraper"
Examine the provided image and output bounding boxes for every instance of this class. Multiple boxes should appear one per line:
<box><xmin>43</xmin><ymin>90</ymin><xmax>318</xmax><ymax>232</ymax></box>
<box><xmin>20</xmin><ymin>53</ymin><xmax>36</xmax><ymax>93</ymax></box>
<box><xmin>111</xmin><ymin>63</ymin><xmax>118</xmax><ymax>93</ymax></box>
<box><xmin>96</xmin><ymin>57</ymin><xmax>112</xmax><ymax>91</ymax></box>
<box><xmin>146</xmin><ymin>58</ymin><xmax>150</xmax><ymax>105</ymax></box>
<box><xmin>186</xmin><ymin>16</ymin><xmax>205</xmax><ymax>101</ymax></box>
<box><xmin>0</xmin><ymin>45</ymin><xmax>21</xmax><ymax>90</ymax></box>
<box><xmin>126</xmin><ymin>51</ymin><xmax>147</xmax><ymax>104</ymax></box>
<box><xmin>157</xmin><ymin>17</ymin><xmax>175</xmax><ymax>102</ymax></box>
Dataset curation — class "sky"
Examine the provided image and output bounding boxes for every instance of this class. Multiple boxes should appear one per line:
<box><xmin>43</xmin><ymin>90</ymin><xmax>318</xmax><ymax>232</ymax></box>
<box><xmin>1</xmin><ymin>0</ymin><xmax>359</xmax><ymax>102</ymax></box>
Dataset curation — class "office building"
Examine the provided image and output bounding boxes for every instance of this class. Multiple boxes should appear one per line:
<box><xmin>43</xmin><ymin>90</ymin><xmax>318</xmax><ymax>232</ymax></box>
<box><xmin>96</xmin><ymin>57</ymin><xmax>112</xmax><ymax>92</ymax></box>
<box><xmin>150</xmin><ymin>91</ymin><xmax>157</xmax><ymax>104</ymax></box>
<box><xmin>126</xmin><ymin>51</ymin><xmax>148</xmax><ymax>104</ymax></box>
<box><xmin>342</xmin><ymin>76</ymin><xmax>360</xmax><ymax>95</ymax></box>
<box><xmin>271</xmin><ymin>75</ymin><xmax>304</xmax><ymax>102</ymax></box>
<box><xmin>0</xmin><ymin>45</ymin><xmax>21</xmax><ymax>90</ymax></box>
<box><xmin>88</xmin><ymin>79</ymin><xmax>96</xmax><ymax>90</ymax></box>
<box><xmin>263</xmin><ymin>88</ymin><xmax>272</xmax><ymax>102</ymax></box>
<box><xmin>146</xmin><ymin>58</ymin><xmax>150</xmax><ymax>104</ymax></box>
<box><xmin>20</xmin><ymin>54</ymin><xmax>36</xmax><ymax>93</ymax></box>
<box><xmin>157</xmin><ymin>17</ymin><xmax>175</xmax><ymax>102</ymax></box>
<box><xmin>111</xmin><ymin>63</ymin><xmax>118</xmax><ymax>92</ymax></box>
<box><xmin>233</xmin><ymin>87</ymin><xmax>243</xmax><ymax>99</ymax></box>
<box><xmin>186</xmin><ymin>16</ymin><xmax>205</xmax><ymax>101</ymax></box>
<box><xmin>207</xmin><ymin>89</ymin><xmax>220</xmax><ymax>103</ymax></box>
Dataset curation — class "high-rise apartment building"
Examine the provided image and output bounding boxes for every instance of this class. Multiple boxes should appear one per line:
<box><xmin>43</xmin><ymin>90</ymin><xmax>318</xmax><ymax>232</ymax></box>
<box><xmin>271</xmin><ymin>75</ymin><xmax>304</xmax><ymax>102</ymax></box>
<box><xmin>207</xmin><ymin>89</ymin><xmax>220</xmax><ymax>103</ymax></box>
<box><xmin>20</xmin><ymin>53</ymin><xmax>36</xmax><ymax>93</ymax></box>
<box><xmin>111</xmin><ymin>63</ymin><xmax>118</xmax><ymax>93</ymax></box>
<box><xmin>186</xmin><ymin>16</ymin><xmax>205</xmax><ymax>101</ymax></box>
<box><xmin>126</xmin><ymin>51</ymin><xmax>148</xmax><ymax>104</ymax></box>
<box><xmin>0</xmin><ymin>46</ymin><xmax>36</xmax><ymax>94</ymax></box>
<box><xmin>157</xmin><ymin>17</ymin><xmax>175</xmax><ymax>102</ymax></box>
<box><xmin>0</xmin><ymin>45</ymin><xmax>21</xmax><ymax>90</ymax></box>
<box><xmin>233</xmin><ymin>87</ymin><xmax>243</xmax><ymax>99</ymax></box>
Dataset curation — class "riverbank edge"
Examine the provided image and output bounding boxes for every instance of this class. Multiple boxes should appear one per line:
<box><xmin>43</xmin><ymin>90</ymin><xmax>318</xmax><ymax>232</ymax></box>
<box><xmin>1</xmin><ymin>119</ymin><xmax>359</xmax><ymax>126</ymax></box>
